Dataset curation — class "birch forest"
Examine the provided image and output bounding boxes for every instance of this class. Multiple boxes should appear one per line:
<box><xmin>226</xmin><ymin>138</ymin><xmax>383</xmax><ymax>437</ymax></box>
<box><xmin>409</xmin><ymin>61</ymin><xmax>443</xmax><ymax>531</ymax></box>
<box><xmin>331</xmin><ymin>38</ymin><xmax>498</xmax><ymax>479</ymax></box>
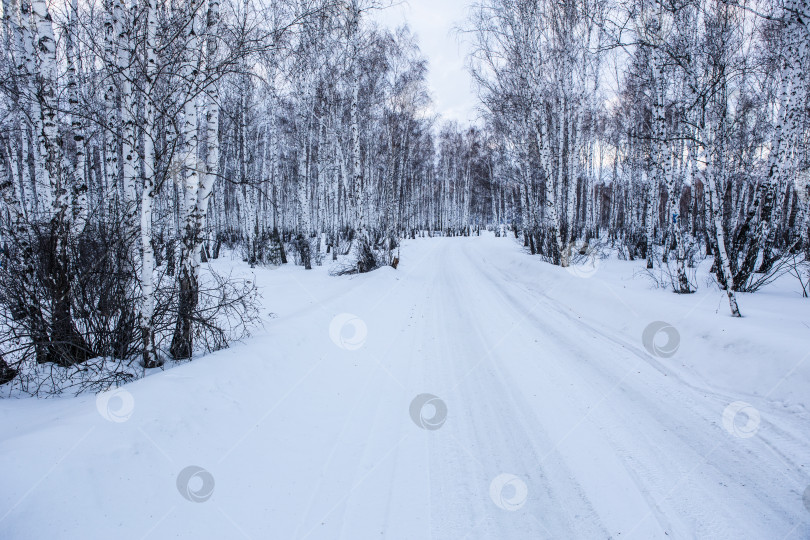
<box><xmin>0</xmin><ymin>0</ymin><xmax>808</xmax><ymax>393</ymax></box>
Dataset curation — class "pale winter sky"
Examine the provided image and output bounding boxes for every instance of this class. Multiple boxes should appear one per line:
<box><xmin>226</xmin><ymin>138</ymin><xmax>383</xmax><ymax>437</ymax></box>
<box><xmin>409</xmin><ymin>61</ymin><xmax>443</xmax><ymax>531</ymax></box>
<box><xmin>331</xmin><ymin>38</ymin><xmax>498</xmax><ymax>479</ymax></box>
<box><xmin>372</xmin><ymin>0</ymin><xmax>481</xmax><ymax>127</ymax></box>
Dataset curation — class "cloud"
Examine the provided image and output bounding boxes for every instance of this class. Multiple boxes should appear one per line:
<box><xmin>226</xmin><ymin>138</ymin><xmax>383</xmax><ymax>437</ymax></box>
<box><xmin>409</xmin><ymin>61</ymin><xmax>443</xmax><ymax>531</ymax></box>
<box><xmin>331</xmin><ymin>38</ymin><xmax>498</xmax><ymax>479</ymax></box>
<box><xmin>373</xmin><ymin>0</ymin><xmax>479</xmax><ymax>126</ymax></box>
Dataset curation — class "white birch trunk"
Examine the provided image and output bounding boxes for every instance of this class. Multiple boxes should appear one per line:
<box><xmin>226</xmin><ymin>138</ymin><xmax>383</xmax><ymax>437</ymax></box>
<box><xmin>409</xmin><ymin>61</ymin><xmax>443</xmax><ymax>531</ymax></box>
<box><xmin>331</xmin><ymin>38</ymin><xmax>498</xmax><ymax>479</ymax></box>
<box><xmin>103</xmin><ymin>0</ymin><xmax>121</xmax><ymax>204</ymax></box>
<box><xmin>140</xmin><ymin>0</ymin><xmax>159</xmax><ymax>367</ymax></box>
<box><xmin>66</xmin><ymin>0</ymin><xmax>87</xmax><ymax>235</ymax></box>
<box><xmin>349</xmin><ymin>0</ymin><xmax>364</xmax><ymax>248</ymax></box>
<box><xmin>31</xmin><ymin>0</ymin><xmax>58</xmax><ymax>215</ymax></box>
<box><xmin>120</xmin><ymin>0</ymin><xmax>137</xmax><ymax>210</ymax></box>
<box><xmin>701</xmin><ymin>152</ymin><xmax>741</xmax><ymax>317</ymax></box>
<box><xmin>193</xmin><ymin>0</ymin><xmax>219</xmax><ymax>264</ymax></box>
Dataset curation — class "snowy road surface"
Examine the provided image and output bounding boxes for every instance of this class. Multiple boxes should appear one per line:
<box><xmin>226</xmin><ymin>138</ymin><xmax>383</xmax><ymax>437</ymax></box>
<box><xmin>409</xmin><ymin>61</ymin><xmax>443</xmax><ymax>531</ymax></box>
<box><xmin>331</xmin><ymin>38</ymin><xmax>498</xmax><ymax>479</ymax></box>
<box><xmin>2</xmin><ymin>234</ymin><xmax>809</xmax><ymax>539</ymax></box>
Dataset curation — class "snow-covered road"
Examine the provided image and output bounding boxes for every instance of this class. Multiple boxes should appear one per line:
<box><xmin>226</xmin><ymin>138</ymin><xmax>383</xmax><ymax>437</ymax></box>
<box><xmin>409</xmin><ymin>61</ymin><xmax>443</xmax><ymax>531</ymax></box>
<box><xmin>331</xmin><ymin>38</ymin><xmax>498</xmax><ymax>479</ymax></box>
<box><xmin>2</xmin><ymin>235</ymin><xmax>809</xmax><ymax>539</ymax></box>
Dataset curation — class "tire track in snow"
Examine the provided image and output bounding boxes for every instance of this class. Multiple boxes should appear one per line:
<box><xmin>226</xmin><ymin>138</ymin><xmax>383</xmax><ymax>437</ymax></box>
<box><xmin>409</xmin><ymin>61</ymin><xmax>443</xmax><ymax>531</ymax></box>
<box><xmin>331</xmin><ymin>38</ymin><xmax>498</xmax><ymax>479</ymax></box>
<box><xmin>424</xmin><ymin>241</ymin><xmax>608</xmax><ymax>538</ymax></box>
<box><xmin>451</xmin><ymin>241</ymin><xmax>670</xmax><ymax>537</ymax></box>
<box><xmin>299</xmin><ymin>262</ymin><xmax>442</xmax><ymax>539</ymax></box>
<box><xmin>461</xmin><ymin>239</ymin><xmax>809</xmax><ymax>538</ymax></box>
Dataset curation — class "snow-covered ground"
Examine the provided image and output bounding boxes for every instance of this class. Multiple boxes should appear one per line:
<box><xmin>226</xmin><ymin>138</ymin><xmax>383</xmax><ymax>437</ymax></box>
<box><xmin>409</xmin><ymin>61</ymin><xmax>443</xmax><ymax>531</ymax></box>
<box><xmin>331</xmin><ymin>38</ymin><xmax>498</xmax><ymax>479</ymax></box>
<box><xmin>1</xmin><ymin>233</ymin><xmax>809</xmax><ymax>539</ymax></box>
